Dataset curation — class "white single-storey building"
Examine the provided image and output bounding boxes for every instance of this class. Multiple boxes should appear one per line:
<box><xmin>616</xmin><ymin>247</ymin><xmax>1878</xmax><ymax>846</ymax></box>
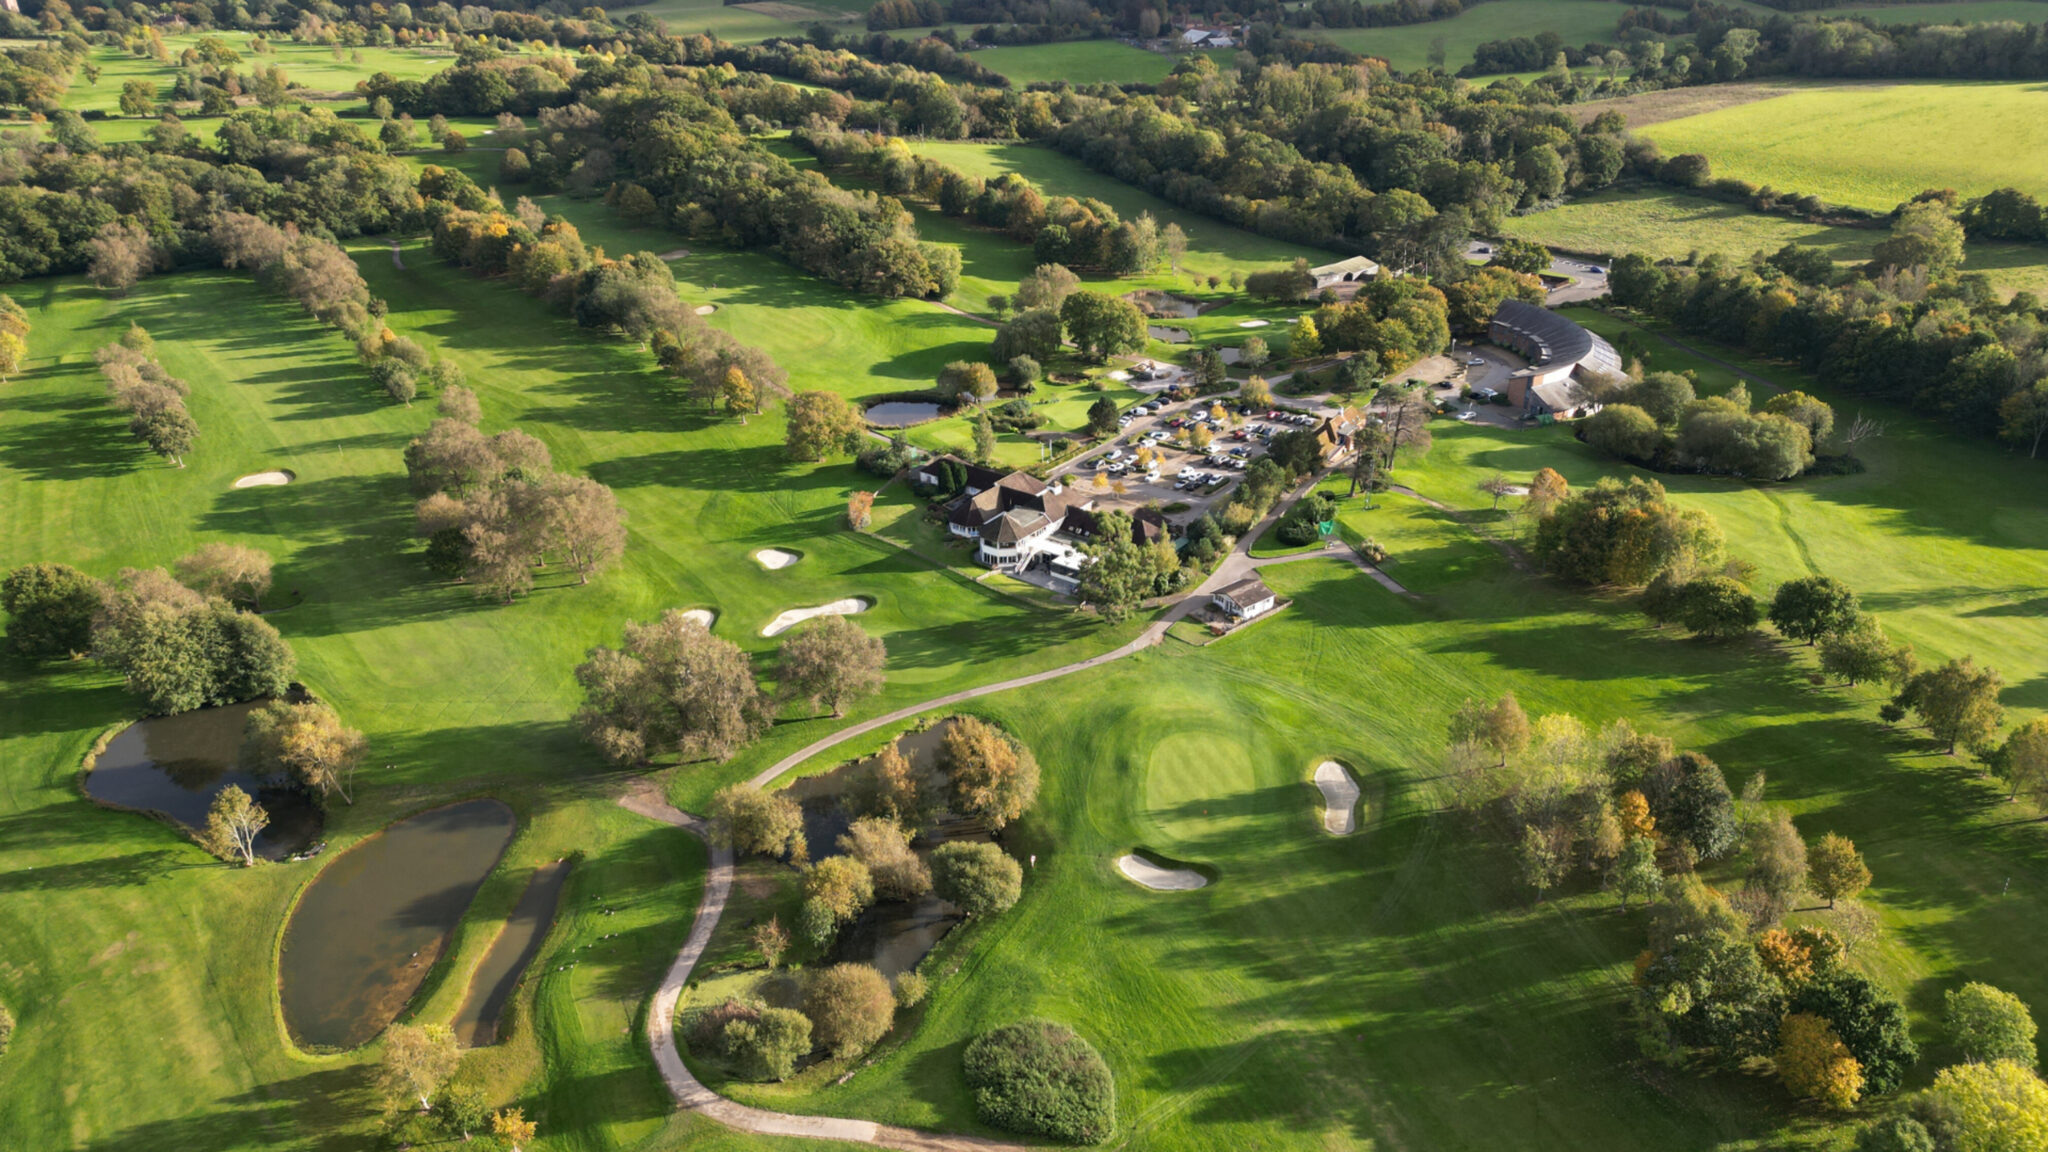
<box><xmin>1310</xmin><ymin>256</ymin><xmax>1382</xmax><ymax>289</ymax></box>
<box><xmin>1211</xmin><ymin>576</ymin><xmax>1278</xmax><ymax>621</ymax></box>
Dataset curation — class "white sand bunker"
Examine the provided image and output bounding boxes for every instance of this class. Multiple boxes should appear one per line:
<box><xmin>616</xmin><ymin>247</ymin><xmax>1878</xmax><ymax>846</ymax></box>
<box><xmin>1237</xmin><ymin>319</ymin><xmax>1270</xmax><ymax>328</ymax></box>
<box><xmin>1117</xmin><ymin>854</ymin><xmax>1207</xmax><ymax>891</ymax></box>
<box><xmin>694</xmin><ymin>304</ymin><xmax>718</xmax><ymax>315</ymax></box>
<box><xmin>232</xmin><ymin>470</ymin><xmax>296</xmax><ymax>488</ymax></box>
<box><xmin>680</xmin><ymin>609</ymin><xmax>716</xmax><ymax>629</ymax></box>
<box><xmin>1314</xmin><ymin>761</ymin><xmax>1362</xmax><ymax>835</ymax></box>
<box><xmin>754</xmin><ymin>548</ymin><xmax>801</xmax><ymax>570</ymax></box>
<box><xmin>760</xmin><ymin>597</ymin><xmax>870</xmax><ymax>638</ymax></box>
<box><xmin>658</xmin><ymin>248</ymin><xmax>691</xmax><ymax>260</ymax></box>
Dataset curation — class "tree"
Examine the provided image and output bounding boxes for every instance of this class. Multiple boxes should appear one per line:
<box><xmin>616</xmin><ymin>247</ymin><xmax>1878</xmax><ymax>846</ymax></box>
<box><xmin>118</xmin><ymin>78</ymin><xmax>157</xmax><ymax>117</ymax></box>
<box><xmin>785</xmin><ymin>391</ymin><xmax>866</xmax><ymax>461</ymax></box>
<box><xmin>1770</xmin><ymin>576</ymin><xmax>1861</xmax><ymax>645</ymax></box>
<box><xmin>2000</xmin><ymin>719</ymin><xmax>2048</xmax><ymax>802</ymax></box>
<box><xmin>1518</xmin><ymin>823</ymin><xmax>1568</xmax><ymax>902</ymax></box>
<box><xmin>1677</xmin><ymin>576</ymin><xmax>1761</xmax><ymax>639</ymax></box>
<box><xmin>1611</xmin><ymin>834</ymin><xmax>1663</xmax><ymax>908</ymax></box>
<box><xmin>1763</xmin><ymin>390</ymin><xmax>1837</xmax><ymax>447</ymax></box>
<box><xmin>847</xmin><ymin>490</ymin><xmax>875</xmax><ymax>530</ymax></box>
<box><xmin>1789</xmin><ymin>971</ymin><xmax>1918</xmax><ymax>1095</ymax></box>
<box><xmin>972</xmin><ymin>406</ymin><xmax>996</xmax><ymax>466</ymax></box>
<box><xmin>931</xmin><ymin>840</ymin><xmax>1023</xmax><ymax>918</ymax></box>
<box><xmin>1015</xmin><ymin>263</ymin><xmax>1079</xmax><ymax>312</ymax></box>
<box><xmin>134</xmin><ymin>405</ymin><xmax>199</xmax><ymax>467</ymax></box>
<box><xmin>708</xmin><ymin>785</ymin><xmax>806</xmax><ymax>860</ymax></box>
<box><xmin>1856</xmin><ymin>1117</ymin><xmax>1934</xmax><ymax>1152</ymax></box>
<box><xmin>751</xmin><ymin>915</ymin><xmax>790</xmax><ymax>969</ymax></box>
<box><xmin>777</xmin><ymin>615</ymin><xmax>885</xmax><ymax>717</ymax></box>
<box><xmin>1479</xmin><ymin>473</ymin><xmax>1515</xmax><ymax>509</ymax></box>
<box><xmin>1947</xmin><ymin>983</ymin><xmax>2038</xmax><ymax>1067</ymax></box>
<box><xmin>372</xmin><ymin>358</ymin><xmax>417</xmax><ymax>406</ymax></box>
<box><xmin>720</xmin><ymin>366</ymin><xmax>757</xmax><ymax>416</ymax></box>
<box><xmin>175</xmin><ymin>543</ymin><xmax>273</xmax><ymax>610</ymax></box>
<box><xmin>1648</xmin><ymin>751</ymin><xmax>1741</xmax><ymax>862</ymax></box>
<box><xmin>725</xmin><ymin>1007</ymin><xmax>812</xmax><ymax>1081</ymax></box>
<box><xmin>380</xmin><ymin>1023</ymin><xmax>460</xmax><ymax>1109</ymax></box>
<box><xmin>1821</xmin><ymin>615</ymin><xmax>1910</xmax><ymax>687</ymax></box>
<box><xmin>1744</xmin><ymin>808</ymin><xmax>1809</xmax><ymax>925</ymax></box>
<box><xmin>433</xmin><ymin>1081</ymin><xmax>490</xmax><ymax>1141</ymax></box>
<box><xmin>573</xmin><ymin>610</ymin><xmax>771</xmax><ymax>765</ymax></box>
<box><xmin>1534</xmin><ymin>477</ymin><xmax>1724</xmax><ymax>588</ymax></box>
<box><xmin>199</xmin><ymin>784</ymin><xmax>268</xmax><ymax>866</ymax></box>
<box><xmin>88</xmin><ymin>221</ymin><xmax>155</xmax><ymax>294</ymax></box>
<box><xmin>241</xmin><ymin>700</ymin><xmax>369</xmax><ymax>805</ymax></box>
<box><xmin>838</xmin><ymin>816</ymin><xmax>930</xmax><ymax>900</ymax></box>
<box><xmin>1778</xmin><ymin>1012</ymin><xmax>1865</xmax><ymax>1110</ymax></box>
<box><xmin>0</xmin><ymin>331</ymin><xmax>24</xmax><ymax>385</ymax></box>
<box><xmin>1624</xmin><ymin>372</ymin><xmax>1696</xmax><ymax>426</ymax></box>
<box><xmin>963</xmin><ymin>1019</ymin><xmax>1116</xmax><ymax>1145</ymax></box>
<box><xmin>2</xmin><ymin>563</ymin><xmax>103</xmax><ymax>659</ymax></box>
<box><xmin>802</xmin><ymin>963</ymin><xmax>895</xmax><ymax>1057</ymax></box>
<box><xmin>491</xmin><ymin>1108</ymin><xmax>538</xmax><ymax>1152</ymax></box>
<box><xmin>1906</xmin><ymin>658</ymin><xmax>2005</xmax><ymax>755</ymax></box>
<box><xmin>1636</xmin><ymin>928</ymin><xmax>1785</xmax><ymax>1063</ymax></box>
<box><xmin>1918</xmin><ymin>1061</ymin><xmax>2048</xmax><ymax>1152</ymax></box>
<box><xmin>1617</xmin><ymin>789</ymin><xmax>1657</xmax><ymax>837</ymax></box>
<box><xmin>1085</xmin><ymin>396</ymin><xmax>1119</xmax><ymax>438</ymax></box>
<box><xmin>534</xmin><ymin>474</ymin><xmax>627</xmax><ymax>586</ymax></box>
<box><xmin>1490</xmin><ymin>237</ymin><xmax>1551</xmax><ymax>275</ymax></box>
<box><xmin>1059</xmin><ymin>291</ymin><xmax>1145</xmax><ymax>361</ymax></box>
<box><xmin>1807</xmin><ymin>832</ymin><xmax>1871</xmax><ymax>909</ymax></box>
<box><xmin>1999</xmin><ymin>379</ymin><xmax>2048</xmax><ymax>459</ymax></box>
<box><xmin>1291</xmin><ymin>316</ymin><xmax>1321</xmax><ymax>359</ymax></box>
<box><xmin>1239</xmin><ymin>336</ymin><xmax>1268</xmax><ymax>370</ymax></box>
<box><xmin>1527</xmin><ymin>467</ymin><xmax>1568</xmax><ymax>517</ymax></box>
<box><xmin>990</xmin><ymin>309</ymin><xmax>1062</xmax><ymax>363</ymax></box>
<box><xmin>92</xmin><ymin>572</ymin><xmax>295</xmax><ymax>714</ymax></box>
<box><xmin>1872</xmin><ymin>199</ymin><xmax>1967</xmax><ymax>276</ymax></box>
<box><xmin>801</xmin><ymin>855</ymin><xmax>875</xmax><ymax>945</ymax></box>
<box><xmin>1008</xmin><ymin>355</ymin><xmax>1041</xmax><ymax>393</ymax></box>
<box><xmin>1448</xmin><ymin>693</ymin><xmax>1530</xmax><ymax>766</ymax></box>
<box><xmin>1582</xmin><ymin>404</ymin><xmax>1664</xmax><ymax>463</ymax></box>
<box><xmin>943</xmin><ymin>716</ymin><xmax>1039</xmax><ymax>830</ymax></box>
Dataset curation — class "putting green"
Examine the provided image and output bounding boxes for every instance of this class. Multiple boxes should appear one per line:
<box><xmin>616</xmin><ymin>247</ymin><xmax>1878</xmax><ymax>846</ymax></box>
<box><xmin>1143</xmin><ymin>726</ymin><xmax>1258</xmax><ymax>847</ymax></box>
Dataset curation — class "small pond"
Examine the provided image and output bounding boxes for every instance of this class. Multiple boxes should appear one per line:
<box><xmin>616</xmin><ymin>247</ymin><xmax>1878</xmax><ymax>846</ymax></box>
<box><xmin>782</xmin><ymin>720</ymin><xmax>997</xmax><ymax>979</ymax></box>
<box><xmin>1148</xmin><ymin>325</ymin><xmax>1191</xmax><ymax>344</ymax></box>
<box><xmin>1124</xmin><ymin>290</ymin><xmax>1202</xmax><ymax>319</ymax></box>
<box><xmin>452</xmin><ymin>859</ymin><xmax>570</xmax><ymax>1047</ymax></box>
<box><xmin>865</xmin><ymin>401</ymin><xmax>943</xmax><ymax>427</ymax></box>
<box><xmin>85</xmin><ymin>700</ymin><xmax>323</xmax><ymax>861</ymax></box>
<box><xmin>279</xmin><ymin>799</ymin><xmax>516</xmax><ymax>1050</ymax></box>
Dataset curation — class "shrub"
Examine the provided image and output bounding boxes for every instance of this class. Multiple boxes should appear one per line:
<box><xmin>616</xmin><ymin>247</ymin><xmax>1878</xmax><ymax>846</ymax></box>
<box><xmin>1946</xmin><ymin>982</ymin><xmax>2038</xmax><ymax>1066</ymax></box>
<box><xmin>724</xmin><ymin>1007</ymin><xmax>812</xmax><ymax>1082</ymax></box>
<box><xmin>930</xmin><ymin>841</ymin><xmax>1023</xmax><ymax>918</ymax></box>
<box><xmin>1581</xmin><ymin>403</ymin><xmax>1663</xmax><ymax>463</ymax></box>
<box><xmin>894</xmin><ymin>970</ymin><xmax>929</xmax><ymax>1008</ymax></box>
<box><xmin>963</xmin><ymin>1019</ymin><xmax>1115</xmax><ymax>1144</ymax></box>
<box><xmin>802</xmin><ymin>963</ymin><xmax>896</xmax><ymax>1058</ymax></box>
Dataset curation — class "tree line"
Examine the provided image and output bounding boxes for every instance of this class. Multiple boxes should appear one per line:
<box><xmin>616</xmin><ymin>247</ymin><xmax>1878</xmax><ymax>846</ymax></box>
<box><xmin>94</xmin><ymin>326</ymin><xmax>197</xmax><ymax>467</ymax></box>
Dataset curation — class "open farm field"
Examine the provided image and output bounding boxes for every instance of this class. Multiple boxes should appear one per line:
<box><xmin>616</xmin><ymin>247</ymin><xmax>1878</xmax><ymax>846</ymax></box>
<box><xmin>971</xmin><ymin>39</ymin><xmax>1180</xmax><ymax>85</ymax></box>
<box><xmin>1311</xmin><ymin>0</ymin><xmax>1646</xmax><ymax>70</ymax></box>
<box><xmin>62</xmin><ymin>33</ymin><xmax>452</xmax><ymax>117</ymax></box>
<box><xmin>1638</xmin><ymin>80</ymin><xmax>2048</xmax><ymax>210</ymax></box>
<box><xmin>1826</xmin><ymin>0</ymin><xmax>2048</xmax><ymax>23</ymax></box>
<box><xmin>1500</xmin><ymin>186</ymin><xmax>2048</xmax><ymax>297</ymax></box>
<box><xmin>610</xmin><ymin>0</ymin><xmax>862</xmax><ymax>42</ymax></box>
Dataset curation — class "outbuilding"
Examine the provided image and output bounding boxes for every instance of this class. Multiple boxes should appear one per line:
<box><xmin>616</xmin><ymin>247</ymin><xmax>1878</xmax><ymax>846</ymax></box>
<box><xmin>1210</xmin><ymin>576</ymin><xmax>1278</xmax><ymax>621</ymax></box>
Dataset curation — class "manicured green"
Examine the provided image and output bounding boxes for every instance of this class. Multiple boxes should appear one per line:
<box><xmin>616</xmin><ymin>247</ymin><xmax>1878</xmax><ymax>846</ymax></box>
<box><xmin>1639</xmin><ymin>80</ymin><xmax>2048</xmax><ymax>210</ymax></box>
<box><xmin>972</xmin><ymin>40</ymin><xmax>1180</xmax><ymax>86</ymax></box>
<box><xmin>1498</xmin><ymin>186</ymin><xmax>2048</xmax><ymax>298</ymax></box>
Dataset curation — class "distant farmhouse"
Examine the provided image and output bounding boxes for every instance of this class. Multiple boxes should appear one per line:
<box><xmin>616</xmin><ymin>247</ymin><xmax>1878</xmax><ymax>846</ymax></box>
<box><xmin>1310</xmin><ymin>256</ymin><xmax>1381</xmax><ymax>290</ymax></box>
<box><xmin>919</xmin><ymin>456</ymin><xmax>1167</xmax><ymax>592</ymax></box>
<box><xmin>1179</xmin><ymin>25</ymin><xmax>1240</xmax><ymax>47</ymax></box>
<box><xmin>1487</xmin><ymin>300</ymin><xmax>1620</xmax><ymax>418</ymax></box>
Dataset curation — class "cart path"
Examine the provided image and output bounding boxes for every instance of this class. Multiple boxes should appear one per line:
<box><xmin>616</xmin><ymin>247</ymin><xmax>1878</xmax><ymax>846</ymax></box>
<box><xmin>619</xmin><ymin>465</ymin><xmax>1387</xmax><ymax>1147</ymax></box>
<box><xmin>389</xmin><ymin>240</ymin><xmax>405</xmax><ymax>270</ymax></box>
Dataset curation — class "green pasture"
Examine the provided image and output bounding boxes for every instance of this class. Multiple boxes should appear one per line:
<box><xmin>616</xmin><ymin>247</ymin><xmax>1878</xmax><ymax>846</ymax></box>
<box><xmin>1639</xmin><ymin>80</ymin><xmax>2048</xmax><ymax>210</ymax></box>
<box><xmin>1499</xmin><ymin>186</ymin><xmax>2048</xmax><ymax>298</ymax></box>
<box><xmin>611</xmin><ymin>0</ymin><xmax>863</xmax><ymax>43</ymax></box>
<box><xmin>60</xmin><ymin>33</ymin><xmax>452</xmax><ymax>117</ymax></box>
<box><xmin>1310</xmin><ymin>0</ymin><xmax>1648</xmax><ymax>70</ymax></box>
<box><xmin>971</xmin><ymin>40</ymin><xmax>1182</xmax><ymax>86</ymax></box>
<box><xmin>1826</xmin><ymin>1</ymin><xmax>2048</xmax><ymax>23</ymax></box>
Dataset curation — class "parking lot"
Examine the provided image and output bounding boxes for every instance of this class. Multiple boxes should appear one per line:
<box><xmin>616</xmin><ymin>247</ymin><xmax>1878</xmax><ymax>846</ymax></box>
<box><xmin>1061</xmin><ymin>392</ymin><xmax>1334</xmax><ymax>522</ymax></box>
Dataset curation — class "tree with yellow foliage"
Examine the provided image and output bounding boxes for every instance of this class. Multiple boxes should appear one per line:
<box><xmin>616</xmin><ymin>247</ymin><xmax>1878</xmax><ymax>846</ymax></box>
<box><xmin>721</xmin><ymin>365</ymin><xmax>757</xmax><ymax>416</ymax></box>
<box><xmin>1777</xmin><ymin>1012</ymin><xmax>1863</xmax><ymax>1110</ymax></box>
<box><xmin>1617</xmin><ymin>790</ymin><xmax>1656</xmax><ymax>838</ymax></box>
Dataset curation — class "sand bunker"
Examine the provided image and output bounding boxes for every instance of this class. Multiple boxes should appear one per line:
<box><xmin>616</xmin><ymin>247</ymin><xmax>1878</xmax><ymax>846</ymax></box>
<box><xmin>232</xmin><ymin>470</ymin><xmax>296</xmax><ymax>488</ymax></box>
<box><xmin>1314</xmin><ymin>761</ymin><xmax>1361</xmax><ymax>835</ymax></box>
<box><xmin>760</xmin><ymin>597</ymin><xmax>869</xmax><ymax>638</ymax></box>
<box><xmin>680</xmin><ymin>609</ymin><xmax>716</xmax><ymax>629</ymax></box>
<box><xmin>658</xmin><ymin>249</ymin><xmax>691</xmax><ymax>260</ymax></box>
<box><xmin>694</xmin><ymin>304</ymin><xmax>718</xmax><ymax>315</ymax></box>
<box><xmin>1116</xmin><ymin>854</ymin><xmax>1207</xmax><ymax>891</ymax></box>
<box><xmin>1237</xmin><ymin>319</ymin><xmax>1270</xmax><ymax>329</ymax></box>
<box><xmin>754</xmin><ymin>548</ymin><xmax>801</xmax><ymax>570</ymax></box>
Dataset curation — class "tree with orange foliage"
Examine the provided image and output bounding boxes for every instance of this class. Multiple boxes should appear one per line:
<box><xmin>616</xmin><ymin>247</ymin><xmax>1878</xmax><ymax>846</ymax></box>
<box><xmin>847</xmin><ymin>490</ymin><xmax>875</xmax><ymax>530</ymax></box>
<box><xmin>1617</xmin><ymin>790</ymin><xmax>1656</xmax><ymax>839</ymax></box>
<box><xmin>1777</xmin><ymin>1012</ymin><xmax>1863</xmax><ymax>1110</ymax></box>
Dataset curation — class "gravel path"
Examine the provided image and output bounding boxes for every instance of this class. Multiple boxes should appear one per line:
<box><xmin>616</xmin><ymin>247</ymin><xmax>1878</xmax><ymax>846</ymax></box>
<box><xmin>389</xmin><ymin>240</ymin><xmax>405</xmax><ymax>271</ymax></box>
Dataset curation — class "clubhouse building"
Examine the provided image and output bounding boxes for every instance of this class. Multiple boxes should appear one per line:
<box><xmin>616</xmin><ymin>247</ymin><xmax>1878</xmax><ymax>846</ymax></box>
<box><xmin>920</xmin><ymin>456</ymin><xmax>1167</xmax><ymax>589</ymax></box>
<box><xmin>1487</xmin><ymin>300</ymin><xmax>1621</xmax><ymax>417</ymax></box>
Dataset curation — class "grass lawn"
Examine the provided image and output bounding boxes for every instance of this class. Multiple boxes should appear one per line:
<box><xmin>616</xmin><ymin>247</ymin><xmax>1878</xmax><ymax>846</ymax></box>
<box><xmin>1310</xmin><ymin>0</ymin><xmax>1647</xmax><ymax>70</ymax></box>
<box><xmin>62</xmin><ymin>34</ymin><xmax>453</xmax><ymax>118</ymax></box>
<box><xmin>971</xmin><ymin>40</ymin><xmax>1180</xmax><ymax>86</ymax></box>
<box><xmin>1498</xmin><ymin>186</ymin><xmax>2048</xmax><ymax>298</ymax></box>
<box><xmin>621</xmin><ymin>0</ymin><xmax>865</xmax><ymax>43</ymax></box>
<box><xmin>1638</xmin><ymin>79</ymin><xmax>2048</xmax><ymax>210</ymax></box>
<box><xmin>1828</xmin><ymin>0</ymin><xmax>2048</xmax><ymax>21</ymax></box>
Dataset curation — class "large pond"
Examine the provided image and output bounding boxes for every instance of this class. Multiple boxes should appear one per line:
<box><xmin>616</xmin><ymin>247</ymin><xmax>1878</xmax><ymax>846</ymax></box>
<box><xmin>865</xmin><ymin>401</ymin><xmax>943</xmax><ymax>427</ymax></box>
<box><xmin>782</xmin><ymin>720</ymin><xmax>996</xmax><ymax>979</ymax></box>
<box><xmin>1148</xmin><ymin>325</ymin><xmax>1191</xmax><ymax>344</ymax></box>
<box><xmin>85</xmin><ymin>701</ymin><xmax>323</xmax><ymax>861</ymax></box>
<box><xmin>279</xmin><ymin>799</ymin><xmax>516</xmax><ymax>1050</ymax></box>
<box><xmin>452</xmin><ymin>859</ymin><xmax>570</xmax><ymax>1047</ymax></box>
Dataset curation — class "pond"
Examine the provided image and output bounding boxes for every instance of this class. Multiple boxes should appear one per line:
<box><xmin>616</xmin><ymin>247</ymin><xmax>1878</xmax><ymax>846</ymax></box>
<box><xmin>865</xmin><ymin>401</ymin><xmax>943</xmax><ymax>427</ymax></box>
<box><xmin>782</xmin><ymin>720</ymin><xmax>996</xmax><ymax>979</ymax></box>
<box><xmin>84</xmin><ymin>701</ymin><xmax>323</xmax><ymax>861</ymax></box>
<box><xmin>279</xmin><ymin>799</ymin><xmax>516</xmax><ymax>1050</ymax></box>
<box><xmin>1148</xmin><ymin>325</ymin><xmax>1191</xmax><ymax>344</ymax></box>
<box><xmin>452</xmin><ymin>859</ymin><xmax>570</xmax><ymax>1047</ymax></box>
<box><xmin>1124</xmin><ymin>290</ymin><xmax>1202</xmax><ymax>319</ymax></box>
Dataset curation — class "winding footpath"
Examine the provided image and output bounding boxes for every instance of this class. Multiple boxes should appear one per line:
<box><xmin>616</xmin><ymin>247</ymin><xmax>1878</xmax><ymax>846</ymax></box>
<box><xmin>618</xmin><ymin>464</ymin><xmax>1403</xmax><ymax>1147</ymax></box>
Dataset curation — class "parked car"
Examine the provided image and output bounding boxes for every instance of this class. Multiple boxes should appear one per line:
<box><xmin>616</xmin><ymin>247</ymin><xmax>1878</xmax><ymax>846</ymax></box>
<box><xmin>1587</xmin><ymin>264</ymin><xmax>1605</xmax><ymax>274</ymax></box>
<box><xmin>1466</xmin><ymin>356</ymin><xmax>1486</xmax><ymax>367</ymax></box>
<box><xmin>1456</xmin><ymin>410</ymin><xmax>1478</xmax><ymax>422</ymax></box>
<box><xmin>1471</xmin><ymin>387</ymin><xmax>1500</xmax><ymax>401</ymax></box>
<box><xmin>1108</xmin><ymin>461</ymin><xmax>1127</xmax><ymax>475</ymax></box>
<box><xmin>1104</xmin><ymin>448</ymin><xmax>1125</xmax><ymax>462</ymax></box>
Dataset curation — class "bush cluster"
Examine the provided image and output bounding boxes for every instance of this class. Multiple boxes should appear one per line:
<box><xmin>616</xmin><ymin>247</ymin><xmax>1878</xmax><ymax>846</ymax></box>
<box><xmin>963</xmin><ymin>1019</ymin><xmax>1116</xmax><ymax>1145</ymax></box>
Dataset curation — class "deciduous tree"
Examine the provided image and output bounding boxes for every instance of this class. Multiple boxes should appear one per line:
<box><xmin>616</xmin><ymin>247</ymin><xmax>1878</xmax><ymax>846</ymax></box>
<box><xmin>1946</xmin><ymin>982</ymin><xmax>2038</xmax><ymax>1067</ymax></box>
<box><xmin>1770</xmin><ymin>575</ymin><xmax>1861</xmax><ymax>645</ymax></box>
<box><xmin>2</xmin><ymin>562</ymin><xmax>103</xmax><ymax>659</ymax></box>
<box><xmin>785</xmin><ymin>390</ymin><xmax>866</xmax><ymax>461</ymax></box>
<box><xmin>1904</xmin><ymin>657</ymin><xmax>2005</xmax><ymax>755</ymax></box>
<box><xmin>1778</xmin><ymin>1012</ymin><xmax>1864</xmax><ymax>1110</ymax></box>
<box><xmin>379</xmin><ymin>1023</ymin><xmax>460</xmax><ymax>1109</ymax></box>
<box><xmin>1448</xmin><ymin>693</ymin><xmax>1530</xmax><ymax>767</ymax></box>
<box><xmin>199</xmin><ymin>784</ymin><xmax>268</xmax><ymax>866</ymax></box>
<box><xmin>708</xmin><ymin>785</ymin><xmax>805</xmax><ymax>860</ymax></box>
<box><xmin>241</xmin><ymin>700</ymin><xmax>368</xmax><ymax>805</ymax></box>
<box><xmin>802</xmin><ymin>963</ymin><xmax>895</xmax><ymax>1058</ymax></box>
<box><xmin>1918</xmin><ymin>1061</ymin><xmax>2048</xmax><ymax>1152</ymax></box>
<box><xmin>573</xmin><ymin>610</ymin><xmax>771</xmax><ymax>765</ymax></box>
<box><xmin>943</xmin><ymin>716</ymin><xmax>1039</xmax><ymax>830</ymax></box>
<box><xmin>1999</xmin><ymin>718</ymin><xmax>2048</xmax><ymax>802</ymax></box>
<box><xmin>931</xmin><ymin>840</ymin><xmax>1023</xmax><ymax>918</ymax></box>
<box><xmin>838</xmin><ymin>816</ymin><xmax>930</xmax><ymax>900</ymax></box>
<box><xmin>800</xmin><ymin>856</ymin><xmax>874</xmax><ymax>944</ymax></box>
<box><xmin>777</xmin><ymin>615</ymin><xmax>885</xmax><ymax>718</ymax></box>
<box><xmin>1059</xmin><ymin>291</ymin><xmax>1145</xmax><ymax>361</ymax></box>
<box><xmin>175</xmin><ymin>543</ymin><xmax>274</xmax><ymax>610</ymax></box>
